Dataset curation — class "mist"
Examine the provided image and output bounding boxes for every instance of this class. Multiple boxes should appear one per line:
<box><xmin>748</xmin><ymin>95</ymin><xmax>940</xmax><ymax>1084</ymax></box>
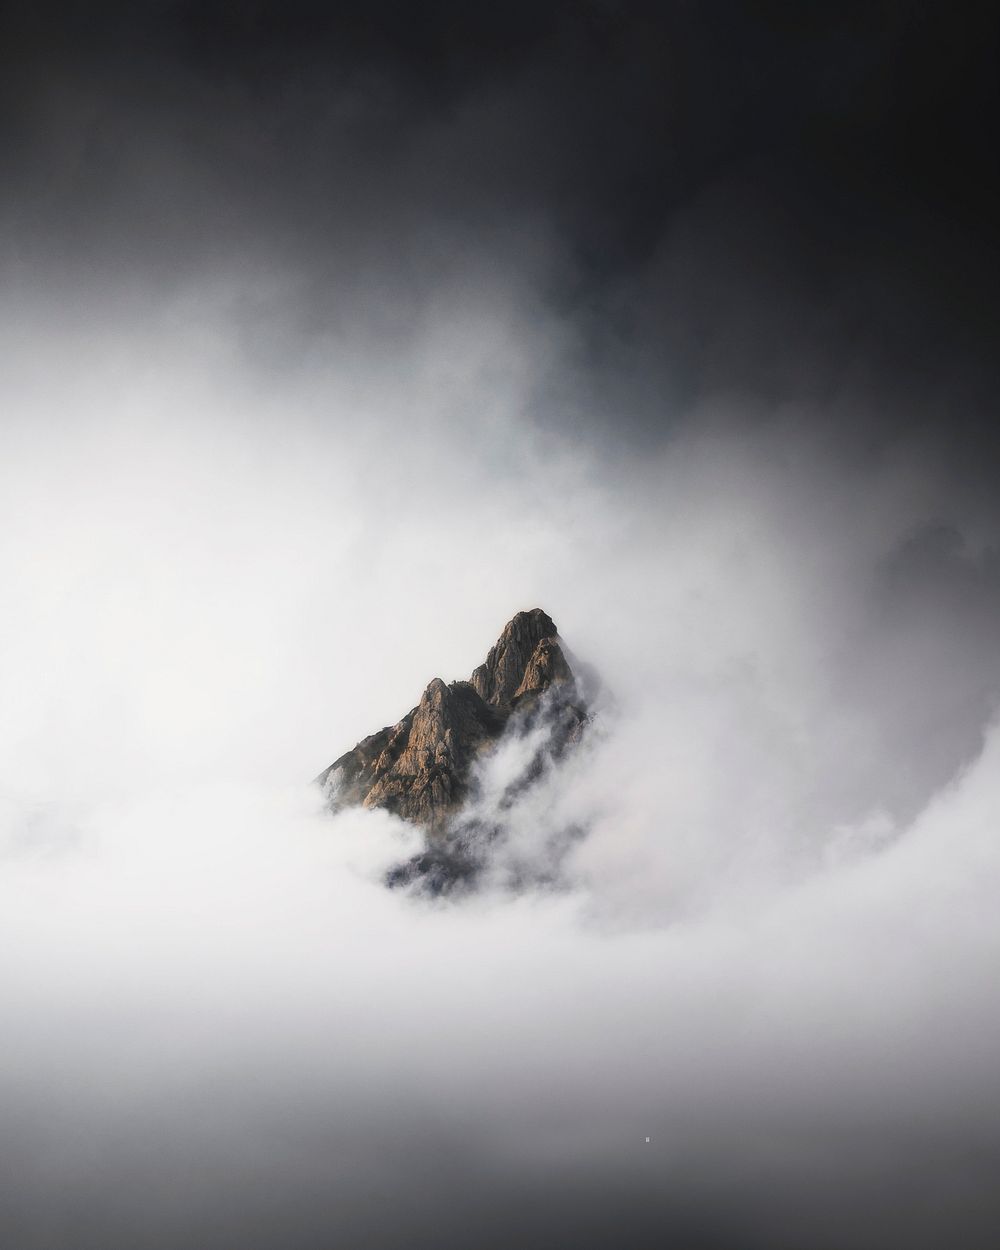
<box><xmin>3</xmin><ymin>4</ymin><xmax>1000</xmax><ymax>1248</ymax></box>
<box><xmin>4</xmin><ymin>282</ymin><xmax>1000</xmax><ymax>1246</ymax></box>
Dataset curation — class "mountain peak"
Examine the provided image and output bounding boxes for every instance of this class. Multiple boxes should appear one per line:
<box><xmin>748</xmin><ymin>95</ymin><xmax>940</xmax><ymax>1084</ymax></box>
<box><xmin>469</xmin><ymin>608</ymin><xmax>560</xmax><ymax>709</ymax></box>
<box><xmin>317</xmin><ymin>609</ymin><xmax>585</xmax><ymax>840</ymax></box>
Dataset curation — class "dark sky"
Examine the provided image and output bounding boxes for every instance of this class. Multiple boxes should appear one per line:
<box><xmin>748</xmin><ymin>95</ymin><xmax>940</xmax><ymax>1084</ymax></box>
<box><xmin>3</xmin><ymin>1</ymin><xmax>997</xmax><ymax>446</ymax></box>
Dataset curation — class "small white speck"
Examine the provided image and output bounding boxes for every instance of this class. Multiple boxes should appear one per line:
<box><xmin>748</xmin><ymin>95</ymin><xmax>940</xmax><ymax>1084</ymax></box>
<box><xmin>645</xmin><ymin>1136</ymin><xmax>650</xmax><ymax>1143</ymax></box>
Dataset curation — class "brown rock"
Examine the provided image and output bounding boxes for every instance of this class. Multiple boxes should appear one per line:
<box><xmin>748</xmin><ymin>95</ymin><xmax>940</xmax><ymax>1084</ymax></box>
<box><xmin>469</xmin><ymin>608</ymin><xmax>559</xmax><ymax>708</ymax></box>
<box><xmin>317</xmin><ymin>609</ymin><xmax>584</xmax><ymax>831</ymax></box>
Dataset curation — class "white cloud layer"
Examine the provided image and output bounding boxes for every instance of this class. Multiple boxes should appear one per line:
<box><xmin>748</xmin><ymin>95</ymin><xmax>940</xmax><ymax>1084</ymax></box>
<box><xmin>2</xmin><ymin>283</ymin><xmax>1000</xmax><ymax>1248</ymax></box>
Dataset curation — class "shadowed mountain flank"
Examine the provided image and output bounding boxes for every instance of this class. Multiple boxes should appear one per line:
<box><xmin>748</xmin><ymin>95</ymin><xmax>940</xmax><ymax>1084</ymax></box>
<box><xmin>317</xmin><ymin>610</ymin><xmax>590</xmax><ymax>888</ymax></box>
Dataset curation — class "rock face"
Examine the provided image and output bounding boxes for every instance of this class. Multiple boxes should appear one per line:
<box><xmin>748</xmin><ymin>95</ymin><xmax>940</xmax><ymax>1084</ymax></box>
<box><xmin>470</xmin><ymin>608</ymin><xmax>563</xmax><ymax>707</ymax></box>
<box><xmin>317</xmin><ymin>609</ymin><xmax>585</xmax><ymax>834</ymax></box>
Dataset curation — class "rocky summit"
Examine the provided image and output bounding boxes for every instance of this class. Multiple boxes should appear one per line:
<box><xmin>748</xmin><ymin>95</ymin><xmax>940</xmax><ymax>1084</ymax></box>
<box><xmin>316</xmin><ymin>609</ymin><xmax>587</xmax><ymax>844</ymax></box>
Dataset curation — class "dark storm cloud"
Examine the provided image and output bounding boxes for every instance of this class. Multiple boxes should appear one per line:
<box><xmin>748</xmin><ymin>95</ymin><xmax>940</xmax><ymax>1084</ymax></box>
<box><xmin>3</xmin><ymin>1</ymin><xmax>996</xmax><ymax>469</ymax></box>
<box><xmin>4</xmin><ymin>3</ymin><xmax>996</xmax><ymax>326</ymax></box>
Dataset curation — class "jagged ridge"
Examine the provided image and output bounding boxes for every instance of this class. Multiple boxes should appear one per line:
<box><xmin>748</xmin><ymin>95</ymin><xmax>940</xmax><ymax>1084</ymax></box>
<box><xmin>317</xmin><ymin>608</ymin><xmax>584</xmax><ymax>832</ymax></box>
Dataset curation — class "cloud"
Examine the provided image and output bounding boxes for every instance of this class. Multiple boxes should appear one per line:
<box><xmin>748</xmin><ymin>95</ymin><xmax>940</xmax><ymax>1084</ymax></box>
<box><xmin>2</xmin><ymin>275</ymin><xmax>1000</xmax><ymax>1246</ymax></box>
<box><xmin>3</xmin><ymin>721</ymin><xmax>1000</xmax><ymax>1248</ymax></box>
<box><xmin>2</xmin><ymin>8</ymin><xmax>1000</xmax><ymax>1243</ymax></box>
